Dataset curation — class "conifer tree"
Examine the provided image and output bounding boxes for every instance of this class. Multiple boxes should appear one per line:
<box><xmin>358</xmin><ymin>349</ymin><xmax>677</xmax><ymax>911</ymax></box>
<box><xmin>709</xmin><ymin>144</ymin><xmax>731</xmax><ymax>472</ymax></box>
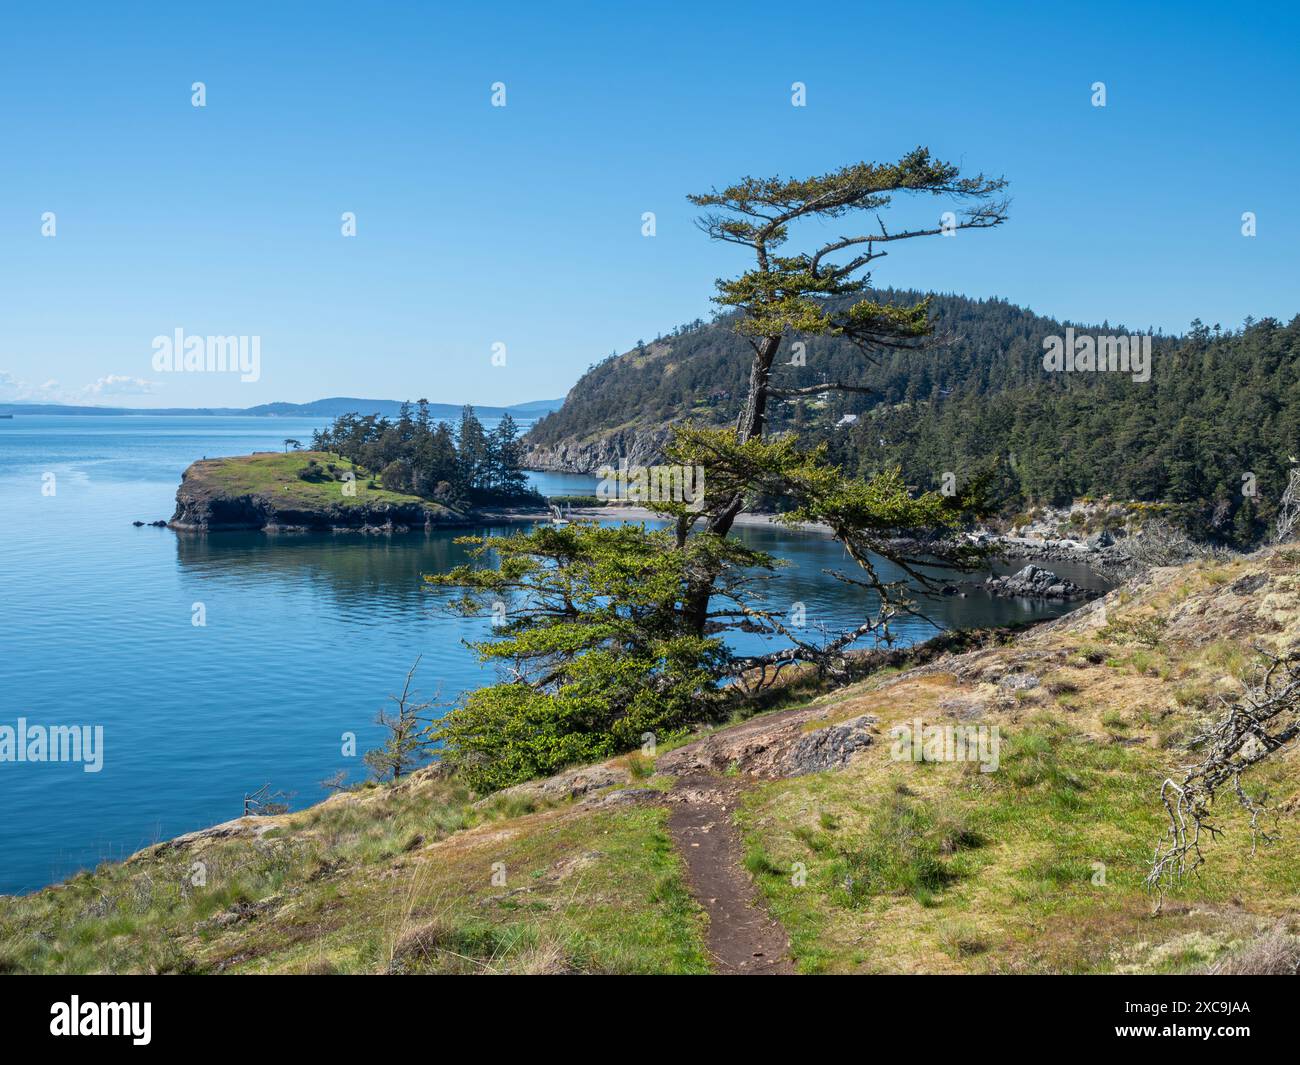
<box><xmin>429</xmin><ymin>151</ymin><xmax>1009</xmax><ymax>789</ymax></box>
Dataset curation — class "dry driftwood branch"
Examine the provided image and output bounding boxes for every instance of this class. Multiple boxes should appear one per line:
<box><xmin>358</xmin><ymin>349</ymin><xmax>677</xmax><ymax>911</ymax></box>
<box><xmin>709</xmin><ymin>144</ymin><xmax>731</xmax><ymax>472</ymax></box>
<box><xmin>243</xmin><ymin>783</ymin><xmax>291</xmax><ymax>816</ymax></box>
<box><xmin>1148</xmin><ymin>648</ymin><xmax>1300</xmax><ymax>898</ymax></box>
<box><xmin>318</xmin><ymin>769</ymin><xmax>349</xmax><ymax>793</ymax></box>
<box><xmin>1098</xmin><ymin>520</ymin><xmax>1231</xmax><ymax>582</ymax></box>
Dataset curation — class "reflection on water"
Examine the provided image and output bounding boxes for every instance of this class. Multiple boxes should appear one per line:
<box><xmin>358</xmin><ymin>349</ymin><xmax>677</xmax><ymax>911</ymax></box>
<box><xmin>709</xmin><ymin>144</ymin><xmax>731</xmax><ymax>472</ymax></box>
<box><xmin>170</xmin><ymin>520</ymin><xmax>1106</xmax><ymax>658</ymax></box>
<box><xmin>725</xmin><ymin>522</ymin><xmax>1107</xmax><ymax>653</ymax></box>
<box><xmin>0</xmin><ymin>416</ymin><xmax>1106</xmax><ymax>893</ymax></box>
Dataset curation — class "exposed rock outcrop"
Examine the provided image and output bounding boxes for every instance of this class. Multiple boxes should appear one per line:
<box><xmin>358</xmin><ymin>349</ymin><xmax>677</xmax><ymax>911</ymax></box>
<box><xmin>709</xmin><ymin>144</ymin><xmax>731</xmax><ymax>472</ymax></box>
<box><xmin>171</xmin><ymin>487</ymin><xmax>440</xmax><ymax>531</ymax></box>
<box><xmin>781</xmin><ymin>715</ymin><xmax>877</xmax><ymax>775</ymax></box>
<box><xmin>524</xmin><ymin>426</ymin><xmax>674</xmax><ymax>473</ymax></box>
<box><xmin>475</xmin><ymin>763</ymin><xmax>631</xmax><ymax>808</ymax></box>
<box><xmin>990</xmin><ymin>536</ymin><xmax>1129</xmax><ymax>566</ymax></box>
<box><xmin>658</xmin><ymin>709</ymin><xmax>878</xmax><ymax>779</ymax></box>
<box><xmin>986</xmin><ymin>564</ymin><xmax>1098</xmax><ymax>600</ymax></box>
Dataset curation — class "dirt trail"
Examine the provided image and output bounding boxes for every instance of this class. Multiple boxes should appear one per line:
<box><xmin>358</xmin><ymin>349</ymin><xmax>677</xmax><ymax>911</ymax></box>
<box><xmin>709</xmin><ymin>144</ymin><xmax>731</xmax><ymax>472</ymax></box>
<box><xmin>666</xmin><ymin>774</ymin><xmax>794</xmax><ymax>974</ymax></box>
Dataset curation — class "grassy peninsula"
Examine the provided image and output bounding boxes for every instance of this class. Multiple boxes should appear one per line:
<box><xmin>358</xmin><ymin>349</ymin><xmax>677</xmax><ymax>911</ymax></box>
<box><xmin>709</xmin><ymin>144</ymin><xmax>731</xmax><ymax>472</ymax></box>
<box><xmin>168</xmin><ymin>451</ymin><xmax>456</xmax><ymax>531</ymax></box>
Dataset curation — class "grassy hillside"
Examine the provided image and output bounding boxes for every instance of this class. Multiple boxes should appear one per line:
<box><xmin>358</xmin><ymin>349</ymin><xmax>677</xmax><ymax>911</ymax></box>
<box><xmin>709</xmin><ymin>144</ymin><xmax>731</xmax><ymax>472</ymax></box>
<box><xmin>0</xmin><ymin>771</ymin><xmax>706</xmax><ymax>974</ymax></box>
<box><xmin>730</xmin><ymin>549</ymin><xmax>1300</xmax><ymax>973</ymax></box>
<box><xmin>3</xmin><ymin>548</ymin><xmax>1298</xmax><ymax>974</ymax></box>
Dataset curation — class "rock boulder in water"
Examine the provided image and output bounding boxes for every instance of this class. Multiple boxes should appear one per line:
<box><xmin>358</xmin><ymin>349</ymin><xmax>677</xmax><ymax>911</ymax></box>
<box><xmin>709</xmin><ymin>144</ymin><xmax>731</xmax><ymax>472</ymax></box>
<box><xmin>986</xmin><ymin>564</ymin><xmax>1095</xmax><ymax>600</ymax></box>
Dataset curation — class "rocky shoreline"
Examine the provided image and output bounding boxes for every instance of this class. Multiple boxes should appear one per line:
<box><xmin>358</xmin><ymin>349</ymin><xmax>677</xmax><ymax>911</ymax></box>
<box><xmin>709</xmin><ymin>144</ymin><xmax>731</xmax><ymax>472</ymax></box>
<box><xmin>523</xmin><ymin>502</ymin><xmax>1132</xmax><ymax>570</ymax></box>
<box><xmin>163</xmin><ymin>507</ymin><xmax>555</xmax><ymax>534</ymax></box>
<box><xmin>168</xmin><ymin>481</ymin><xmax>452</xmax><ymax>532</ymax></box>
<box><xmin>980</xmin><ymin>530</ymin><xmax>1126</xmax><ymax>567</ymax></box>
<box><xmin>156</xmin><ymin>455</ymin><xmax>1134</xmax><ymax>573</ymax></box>
<box><xmin>165</xmin><ymin>494</ymin><xmax>552</xmax><ymax>534</ymax></box>
<box><xmin>521</xmin><ymin>461</ymin><xmax>1135</xmax><ymax>570</ymax></box>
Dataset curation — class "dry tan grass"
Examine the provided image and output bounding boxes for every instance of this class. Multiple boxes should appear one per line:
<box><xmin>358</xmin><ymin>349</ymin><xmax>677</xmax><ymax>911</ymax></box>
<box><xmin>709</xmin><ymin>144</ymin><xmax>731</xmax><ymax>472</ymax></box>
<box><xmin>1204</xmin><ymin>922</ymin><xmax>1300</xmax><ymax>975</ymax></box>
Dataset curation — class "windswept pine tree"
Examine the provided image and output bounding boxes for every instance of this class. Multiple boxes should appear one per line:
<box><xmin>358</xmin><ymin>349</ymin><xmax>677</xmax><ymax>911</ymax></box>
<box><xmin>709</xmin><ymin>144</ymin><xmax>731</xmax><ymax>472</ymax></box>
<box><xmin>429</xmin><ymin>151</ymin><xmax>1009</xmax><ymax>789</ymax></box>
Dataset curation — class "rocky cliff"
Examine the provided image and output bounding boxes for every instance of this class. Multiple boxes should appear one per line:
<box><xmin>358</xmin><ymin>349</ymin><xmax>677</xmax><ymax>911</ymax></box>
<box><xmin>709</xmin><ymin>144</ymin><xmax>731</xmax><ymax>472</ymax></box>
<box><xmin>524</xmin><ymin>426</ymin><xmax>674</xmax><ymax>473</ymax></box>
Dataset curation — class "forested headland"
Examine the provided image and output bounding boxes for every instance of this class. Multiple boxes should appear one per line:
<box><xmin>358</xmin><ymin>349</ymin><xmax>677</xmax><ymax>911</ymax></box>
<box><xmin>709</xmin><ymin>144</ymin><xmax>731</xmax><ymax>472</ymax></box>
<box><xmin>528</xmin><ymin>293</ymin><xmax>1300</xmax><ymax>547</ymax></box>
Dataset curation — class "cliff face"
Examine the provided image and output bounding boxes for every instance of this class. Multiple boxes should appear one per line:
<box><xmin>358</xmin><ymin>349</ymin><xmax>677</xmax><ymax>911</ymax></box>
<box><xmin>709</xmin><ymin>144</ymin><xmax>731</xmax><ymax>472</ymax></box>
<box><xmin>169</xmin><ymin>488</ymin><xmax>439</xmax><ymax>531</ymax></box>
<box><xmin>524</xmin><ymin>426</ymin><xmax>673</xmax><ymax>473</ymax></box>
<box><xmin>168</xmin><ymin>453</ymin><xmax>453</xmax><ymax>531</ymax></box>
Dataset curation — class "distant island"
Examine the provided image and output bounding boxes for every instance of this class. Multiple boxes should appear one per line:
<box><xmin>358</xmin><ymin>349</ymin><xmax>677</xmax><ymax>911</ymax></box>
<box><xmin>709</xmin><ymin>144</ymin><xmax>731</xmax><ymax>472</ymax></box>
<box><xmin>0</xmin><ymin>396</ymin><xmax>565</xmax><ymax>420</ymax></box>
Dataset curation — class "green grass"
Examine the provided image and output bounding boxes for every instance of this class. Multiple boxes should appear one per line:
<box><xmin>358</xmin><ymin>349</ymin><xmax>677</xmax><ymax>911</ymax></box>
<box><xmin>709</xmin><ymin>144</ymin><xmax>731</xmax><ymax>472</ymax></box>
<box><xmin>0</xmin><ymin>775</ymin><xmax>708</xmax><ymax>975</ymax></box>
<box><xmin>187</xmin><ymin>451</ymin><xmax>448</xmax><ymax>513</ymax></box>
<box><xmin>742</xmin><ymin>843</ymin><xmax>784</xmax><ymax>877</ymax></box>
<box><xmin>625</xmin><ymin>753</ymin><xmax>653</xmax><ymax>779</ymax></box>
<box><xmin>818</xmin><ymin>792</ymin><xmax>982</xmax><ymax>907</ymax></box>
<box><xmin>736</xmin><ymin>710</ymin><xmax>1300</xmax><ymax>973</ymax></box>
<box><xmin>938</xmin><ymin>919</ymin><xmax>991</xmax><ymax>958</ymax></box>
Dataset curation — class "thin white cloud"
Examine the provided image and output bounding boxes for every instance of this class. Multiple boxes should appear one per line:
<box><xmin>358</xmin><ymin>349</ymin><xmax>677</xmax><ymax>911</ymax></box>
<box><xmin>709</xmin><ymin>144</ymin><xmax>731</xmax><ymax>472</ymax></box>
<box><xmin>81</xmin><ymin>374</ymin><xmax>156</xmax><ymax>397</ymax></box>
<box><xmin>0</xmin><ymin>370</ymin><xmax>159</xmax><ymax>404</ymax></box>
<box><xmin>0</xmin><ymin>371</ymin><xmax>58</xmax><ymax>402</ymax></box>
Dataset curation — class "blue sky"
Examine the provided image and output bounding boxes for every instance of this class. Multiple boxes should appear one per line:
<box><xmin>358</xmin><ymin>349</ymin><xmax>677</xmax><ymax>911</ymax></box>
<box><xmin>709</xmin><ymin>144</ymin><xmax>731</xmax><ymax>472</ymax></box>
<box><xmin>1</xmin><ymin>0</ymin><xmax>1297</xmax><ymax>408</ymax></box>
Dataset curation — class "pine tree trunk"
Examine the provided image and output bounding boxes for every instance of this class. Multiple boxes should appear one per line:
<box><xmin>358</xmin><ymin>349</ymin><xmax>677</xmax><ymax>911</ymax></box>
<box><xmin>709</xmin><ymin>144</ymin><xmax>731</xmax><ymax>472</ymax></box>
<box><xmin>707</xmin><ymin>333</ymin><xmax>781</xmax><ymax>538</ymax></box>
<box><xmin>733</xmin><ymin>334</ymin><xmax>782</xmax><ymax>444</ymax></box>
<box><xmin>682</xmin><ymin>332</ymin><xmax>782</xmax><ymax>636</ymax></box>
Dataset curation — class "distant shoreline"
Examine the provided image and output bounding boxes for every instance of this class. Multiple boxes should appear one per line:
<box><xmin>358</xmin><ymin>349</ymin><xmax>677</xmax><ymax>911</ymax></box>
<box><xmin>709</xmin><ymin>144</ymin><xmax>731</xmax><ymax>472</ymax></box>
<box><xmin>159</xmin><ymin>451</ymin><xmax>1125</xmax><ymax>568</ymax></box>
<box><xmin>0</xmin><ymin>396</ymin><xmax>565</xmax><ymax>420</ymax></box>
<box><xmin>448</xmin><ymin>503</ymin><xmax>1127</xmax><ymax>567</ymax></box>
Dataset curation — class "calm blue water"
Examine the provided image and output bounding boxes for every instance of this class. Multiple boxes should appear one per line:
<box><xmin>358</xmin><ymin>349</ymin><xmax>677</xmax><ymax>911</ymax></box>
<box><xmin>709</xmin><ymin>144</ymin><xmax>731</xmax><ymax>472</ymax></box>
<box><xmin>0</xmin><ymin>416</ymin><xmax>1103</xmax><ymax>894</ymax></box>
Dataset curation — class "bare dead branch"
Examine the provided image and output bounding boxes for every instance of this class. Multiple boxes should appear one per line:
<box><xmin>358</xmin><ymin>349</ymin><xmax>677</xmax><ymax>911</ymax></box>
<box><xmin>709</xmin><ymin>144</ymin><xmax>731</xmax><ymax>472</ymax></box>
<box><xmin>1148</xmin><ymin>648</ymin><xmax>1300</xmax><ymax>900</ymax></box>
<box><xmin>1272</xmin><ymin>467</ymin><xmax>1300</xmax><ymax>544</ymax></box>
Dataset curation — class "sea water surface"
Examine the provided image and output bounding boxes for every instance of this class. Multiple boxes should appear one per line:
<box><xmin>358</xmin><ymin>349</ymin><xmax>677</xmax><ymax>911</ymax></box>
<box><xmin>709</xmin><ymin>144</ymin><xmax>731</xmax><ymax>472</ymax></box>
<box><xmin>0</xmin><ymin>416</ymin><xmax>1105</xmax><ymax>894</ymax></box>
